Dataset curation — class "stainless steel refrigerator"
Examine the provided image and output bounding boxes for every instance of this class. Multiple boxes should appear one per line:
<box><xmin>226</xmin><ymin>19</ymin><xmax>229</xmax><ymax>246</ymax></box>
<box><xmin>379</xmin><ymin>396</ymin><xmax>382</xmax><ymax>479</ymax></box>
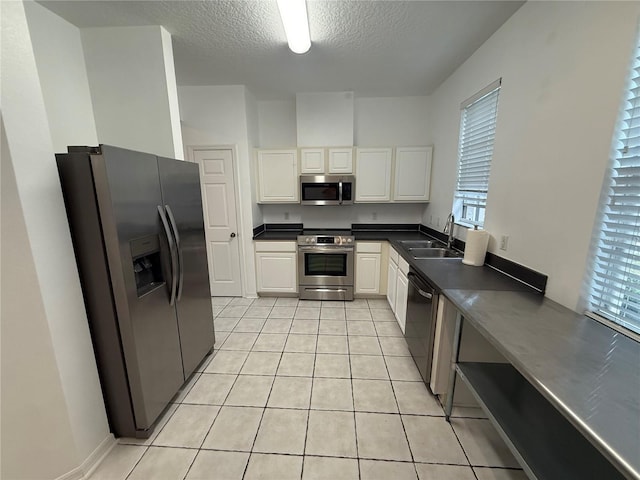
<box><xmin>57</xmin><ymin>144</ymin><xmax>214</xmax><ymax>438</ymax></box>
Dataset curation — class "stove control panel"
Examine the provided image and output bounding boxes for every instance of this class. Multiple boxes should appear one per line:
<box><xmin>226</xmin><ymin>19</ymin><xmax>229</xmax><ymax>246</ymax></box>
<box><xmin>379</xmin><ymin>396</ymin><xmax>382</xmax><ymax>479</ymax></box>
<box><xmin>298</xmin><ymin>235</ymin><xmax>355</xmax><ymax>246</ymax></box>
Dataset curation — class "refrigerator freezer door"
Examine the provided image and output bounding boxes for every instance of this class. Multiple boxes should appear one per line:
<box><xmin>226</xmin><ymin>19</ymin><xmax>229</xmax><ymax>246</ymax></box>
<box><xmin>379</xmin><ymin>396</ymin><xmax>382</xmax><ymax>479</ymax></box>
<box><xmin>93</xmin><ymin>145</ymin><xmax>185</xmax><ymax>430</ymax></box>
<box><xmin>157</xmin><ymin>157</ymin><xmax>215</xmax><ymax>379</ymax></box>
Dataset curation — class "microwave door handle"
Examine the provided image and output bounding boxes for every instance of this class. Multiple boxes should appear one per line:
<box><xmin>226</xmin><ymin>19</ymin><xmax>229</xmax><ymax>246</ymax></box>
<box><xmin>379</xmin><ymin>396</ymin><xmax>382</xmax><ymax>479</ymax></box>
<box><xmin>339</xmin><ymin>180</ymin><xmax>343</xmax><ymax>205</ymax></box>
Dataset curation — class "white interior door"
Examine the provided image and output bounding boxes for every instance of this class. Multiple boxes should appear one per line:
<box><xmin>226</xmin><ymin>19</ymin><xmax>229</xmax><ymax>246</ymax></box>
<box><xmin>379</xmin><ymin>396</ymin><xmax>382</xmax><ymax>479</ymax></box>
<box><xmin>191</xmin><ymin>147</ymin><xmax>242</xmax><ymax>296</ymax></box>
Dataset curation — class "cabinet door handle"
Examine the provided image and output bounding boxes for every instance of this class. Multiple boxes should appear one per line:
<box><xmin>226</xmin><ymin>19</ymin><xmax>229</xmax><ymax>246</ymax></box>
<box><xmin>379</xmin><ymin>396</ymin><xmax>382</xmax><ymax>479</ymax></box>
<box><xmin>230</xmin><ymin>232</ymin><xmax>236</xmax><ymax>238</ymax></box>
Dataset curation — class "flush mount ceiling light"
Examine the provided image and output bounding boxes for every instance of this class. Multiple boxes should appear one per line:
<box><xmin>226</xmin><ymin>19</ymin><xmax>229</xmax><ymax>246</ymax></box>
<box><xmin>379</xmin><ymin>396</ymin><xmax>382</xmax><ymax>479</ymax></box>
<box><xmin>277</xmin><ymin>0</ymin><xmax>311</xmax><ymax>54</ymax></box>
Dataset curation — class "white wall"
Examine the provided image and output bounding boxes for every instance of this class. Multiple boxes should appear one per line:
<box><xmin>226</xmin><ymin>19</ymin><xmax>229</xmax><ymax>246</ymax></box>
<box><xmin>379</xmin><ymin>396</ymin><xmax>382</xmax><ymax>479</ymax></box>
<box><xmin>1</xmin><ymin>2</ymin><xmax>111</xmax><ymax>478</ymax></box>
<box><xmin>296</xmin><ymin>91</ymin><xmax>355</xmax><ymax>146</ymax></box>
<box><xmin>161</xmin><ymin>27</ymin><xmax>185</xmax><ymax>160</ymax></box>
<box><xmin>81</xmin><ymin>25</ymin><xmax>183</xmax><ymax>159</ymax></box>
<box><xmin>258</xmin><ymin>96</ymin><xmax>431</xmax><ymax>148</ymax></box>
<box><xmin>25</xmin><ymin>1</ymin><xmax>98</xmax><ymax>152</ymax></box>
<box><xmin>245</xmin><ymin>88</ymin><xmax>263</xmax><ymax>228</ymax></box>
<box><xmin>355</xmin><ymin>96</ymin><xmax>431</xmax><ymax>146</ymax></box>
<box><xmin>258</xmin><ymin>99</ymin><xmax>297</xmax><ymax>147</ymax></box>
<box><xmin>1</xmin><ymin>119</ymin><xmax>80</xmax><ymax>480</ymax></box>
<box><xmin>259</xmin><ymin>95</ymin><xmax>432</xmax><ymax>226</ymax></box>
<box><xmin>424</xmin><ymin>1</ymin><xmax>640</xmax><ymax>310</ymax></box>
<box><xmin>262</xmin><ymin>203</ymin><xmax>425</xmax><ymax>228</ymax></box>
<box><xmin>179</xmin><ymin>85</ymin><xmax>258</xmax><ymax>296</ymax></box>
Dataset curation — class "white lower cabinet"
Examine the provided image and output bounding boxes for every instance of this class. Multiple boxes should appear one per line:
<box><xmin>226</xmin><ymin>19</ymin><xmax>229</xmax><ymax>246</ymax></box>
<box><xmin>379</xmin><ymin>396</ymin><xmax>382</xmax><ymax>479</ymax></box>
<box><xmin>387</xmin><ymin>257</ymin><xmax>398</xmax><ymax>313</ymax></box>
<box><xmin>255</xmin><ymin>242</ymin><xmax>297</xmax><ymax>293</ymax></box>
<box><xmin>387</xmin><ymin>246</ymin><xmax>399</xmax><ymax>312</ymax></box>
<box><xmin>393</xmin><ymin>255</ymin><xmax>410</xmax><ymax>333</ymax></box>
<box><xmin>355</xmin><ymin>242</ymin><xmax>382</xmax><ymax>295</ymax></box>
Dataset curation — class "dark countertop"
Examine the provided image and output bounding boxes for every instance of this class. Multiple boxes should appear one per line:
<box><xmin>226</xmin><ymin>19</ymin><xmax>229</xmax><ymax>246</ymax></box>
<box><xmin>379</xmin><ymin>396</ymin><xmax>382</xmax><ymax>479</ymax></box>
<box><xmin>444</xmin><ymin>289</ymin><xmax>640</xmax><ymax>480</ymax></box>
<box><xmin>354</xmin><ymin>230</ymin><xmax>430</xmax><ymax>242</ymax></box>
<box><xmin>252</xmin><ymin>226</ymin><xmax>429</xmax><ymax>242</ymax></box>
<box><xmin>405</xmin><ymin>257</ymin><xmax>533</xmax><ymax>293</ymax></box>
<box><xmin>252</xmin><ymin>230</ymin><xmax>302</xmax><ymax>240</ymax></box>
<box><xmin>253</xmin><ymin>224</ymin><xmax>537</xmax><ymax>294</ymax></box>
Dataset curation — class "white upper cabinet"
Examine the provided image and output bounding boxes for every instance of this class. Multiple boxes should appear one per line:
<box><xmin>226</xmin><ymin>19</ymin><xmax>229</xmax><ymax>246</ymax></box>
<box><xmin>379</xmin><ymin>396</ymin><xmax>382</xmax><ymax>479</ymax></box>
<box><xmin>328</xmin><ymin>148</ymin><xmax>353</xmax><ymax>174</ymax></box>
<box><xmin>300</xmin><ymin>148</ymin><xmax>325</xmax><ymax>174</ymax></box>
<box><xmin>393</xmin><ymin>146</ymin><xmax>433</xmax><ymax>202</ymax></box>
<box><xmin>301</xmin><ymin>147</ymin><xmax>353</xmax><ymax>174</ymax></box>
<box><xmin>355</xmin><ymin>147</ymin><xmax>393</xmax><ymax>202</ymax></box>
<box><xmin>256</xmin><ymin>149</ymin><xmax>299</xmax><ymax>203</ymax></box>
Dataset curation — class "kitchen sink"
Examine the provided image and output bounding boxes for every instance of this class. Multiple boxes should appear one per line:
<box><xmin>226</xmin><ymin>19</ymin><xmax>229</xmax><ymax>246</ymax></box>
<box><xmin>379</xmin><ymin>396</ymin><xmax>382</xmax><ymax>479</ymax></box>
<box><xmin>399</xmin><ymin>240</ymin><xmax>441</xmax><ymax>249</ymax></box>
<box><xmin>411</xmin><ymin>248</ymin><xmax>461</xmax><ymax>259</ymax></box>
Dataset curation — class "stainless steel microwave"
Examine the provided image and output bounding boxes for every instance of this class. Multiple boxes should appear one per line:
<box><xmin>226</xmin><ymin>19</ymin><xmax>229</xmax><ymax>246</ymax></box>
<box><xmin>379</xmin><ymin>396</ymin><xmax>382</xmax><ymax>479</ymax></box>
<box><xmin>300</xmin><ymin>175</ymin><xmax>355</xmax><ymax>206</ymax></box>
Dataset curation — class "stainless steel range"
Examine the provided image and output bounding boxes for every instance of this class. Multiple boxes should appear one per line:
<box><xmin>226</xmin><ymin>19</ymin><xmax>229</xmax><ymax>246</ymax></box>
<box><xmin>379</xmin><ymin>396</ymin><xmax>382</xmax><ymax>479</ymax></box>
<box><xmin>298</xmin><ymin>232</ymin><xmax>355</xmax><ymax>301</ymax></box>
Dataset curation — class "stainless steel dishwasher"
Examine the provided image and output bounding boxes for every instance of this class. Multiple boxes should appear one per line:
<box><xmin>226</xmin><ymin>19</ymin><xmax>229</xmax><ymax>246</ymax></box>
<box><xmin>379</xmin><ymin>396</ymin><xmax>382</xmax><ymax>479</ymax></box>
<box><xmin>404</xmin><ymin>269</ymin><xmax>439</xmax><ymax>385</ymax></box>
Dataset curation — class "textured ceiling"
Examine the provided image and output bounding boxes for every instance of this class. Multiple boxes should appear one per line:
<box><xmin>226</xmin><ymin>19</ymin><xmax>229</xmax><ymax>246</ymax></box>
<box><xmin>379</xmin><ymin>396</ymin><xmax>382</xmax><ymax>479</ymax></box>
<box><xmin>38</xmin><ymin>0</ymin><xmax>524</xmax><ymax>99</ymax></box>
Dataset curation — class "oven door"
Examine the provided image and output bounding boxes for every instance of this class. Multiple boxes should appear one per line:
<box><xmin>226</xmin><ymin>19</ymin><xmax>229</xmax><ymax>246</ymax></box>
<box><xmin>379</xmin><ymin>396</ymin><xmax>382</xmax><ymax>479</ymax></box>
<box><xmin>298</xmin><ymin>246</ymin><xmax>354</xmax><ymax>286</ymax></box>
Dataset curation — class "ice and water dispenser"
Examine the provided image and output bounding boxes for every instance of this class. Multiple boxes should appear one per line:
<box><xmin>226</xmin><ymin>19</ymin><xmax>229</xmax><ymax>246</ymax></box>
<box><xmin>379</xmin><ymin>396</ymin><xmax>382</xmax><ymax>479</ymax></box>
<box><xmin>130</xmin><ymin>235</ymin><xmax>164</xmax><ymax>297</ymax></box>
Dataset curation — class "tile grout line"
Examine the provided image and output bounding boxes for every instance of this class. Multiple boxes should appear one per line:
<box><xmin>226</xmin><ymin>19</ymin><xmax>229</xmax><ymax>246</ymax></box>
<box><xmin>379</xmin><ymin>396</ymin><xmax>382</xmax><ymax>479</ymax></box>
<box><xmin>123</xmin><ymin>297</ymin><xmax>238</xmax><ymax>478</ymax></box>
<box><xmin>122</xmin><ymin>445</ymin><xmax>151</xmax><ymax>480</ymax></box>
<box><xmin>442</xmin><ymin>412</ymin><xmax>480</xmax><ymax>480</ymax></box>
<box><xmin>126</xmin><ymin>297</ymin><xmax>247</xmax><ymax>480</ymax></box>
<box><xmin>349</xmin><ymin>302</ymin><xmax>362</xmax><ymax>480</ymax></box>
<box><xmin>122</xmin><ymin>297</ymin><xmax>506</xmax><ymax>480</ymax></box>
<box><xmin>373</xmin><ymin>303</ymin><xmax>421</xmax><ymax>478</ymax></box>
<box><xmin>186</xmin><ymin>297</ymin><xmax>269</xmax><ymax>480</ymax></box>
<box><xmin>241</xmin><ymin>299</ymin><xmax>296</xmax><ymax>480</ymax></box>
<box><xmin>299</xmin><ymin>310</ymin><xmax>320</xmax><ymax>480</ymax></box>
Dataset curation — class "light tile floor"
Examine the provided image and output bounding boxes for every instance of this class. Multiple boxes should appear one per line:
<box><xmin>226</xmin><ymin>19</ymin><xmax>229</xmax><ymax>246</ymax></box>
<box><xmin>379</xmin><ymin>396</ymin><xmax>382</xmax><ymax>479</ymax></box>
<box><xmin>89</xmin><ymin>297</ymin><xmax>527</xmax><ymax>480</ymax></box>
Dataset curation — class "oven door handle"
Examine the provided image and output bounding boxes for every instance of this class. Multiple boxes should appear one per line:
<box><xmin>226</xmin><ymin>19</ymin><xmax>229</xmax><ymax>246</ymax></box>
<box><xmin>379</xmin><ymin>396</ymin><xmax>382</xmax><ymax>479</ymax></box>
<box><xmin>298</xmin><ymin>246</ymin><xmax>354</xmax><ymax>252</ymax></box>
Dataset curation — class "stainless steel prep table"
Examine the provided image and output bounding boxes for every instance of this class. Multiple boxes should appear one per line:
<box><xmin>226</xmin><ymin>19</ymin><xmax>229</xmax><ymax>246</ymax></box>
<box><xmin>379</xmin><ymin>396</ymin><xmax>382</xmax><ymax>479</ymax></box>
<box><xmin>443</xmin><ymin>289</ymin><xmax>640</xmax><ymax>480</ymax></box>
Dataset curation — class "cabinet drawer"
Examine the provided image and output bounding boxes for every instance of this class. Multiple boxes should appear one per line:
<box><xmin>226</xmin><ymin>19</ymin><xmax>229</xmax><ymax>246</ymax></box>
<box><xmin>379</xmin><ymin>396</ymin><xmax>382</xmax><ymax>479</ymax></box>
<box><xmin>357</xmin><ymin>242</ymin><xmax>382</xmax><ymax>253</ymax></box>
<box><xmin>254</xmin><ymin>241</ymin><xmax>296</xmax><ymax>253</ymax></box>
<box><xmin>398</xmin><ymin>256</ymin><xmax>410</xmax><ymax>275</ymax></box>
<box><xmin>389</xmin><ymin>247</ymin><xmax>399</xmax><ymax>264</ymax></box>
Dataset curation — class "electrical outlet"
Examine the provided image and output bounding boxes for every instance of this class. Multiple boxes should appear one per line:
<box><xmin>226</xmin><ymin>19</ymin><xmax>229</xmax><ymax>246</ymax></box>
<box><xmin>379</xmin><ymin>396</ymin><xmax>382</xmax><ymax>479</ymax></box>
<box><xmin>372</xmin><ymin>212</ymin><xmax>378</xmax><ymax>220</ymax></box>
<box><xmin>500</xmin><ymin>235</ymin><xmax>509</xmax><ymax>251</ymax></box>
<box><xmin>436</xmin><ymin>217</ymin><xmax>441</xmax><ymax>227</ymax></box>
<box><xmin>284</xmin><ymin>212</ymin><xmax>290</xmax><ymax>220</ymax></box>
<box><xmin>429</xmin><ymin>215</ymin><xmax>433</xmax><ymax>224</ymax></box>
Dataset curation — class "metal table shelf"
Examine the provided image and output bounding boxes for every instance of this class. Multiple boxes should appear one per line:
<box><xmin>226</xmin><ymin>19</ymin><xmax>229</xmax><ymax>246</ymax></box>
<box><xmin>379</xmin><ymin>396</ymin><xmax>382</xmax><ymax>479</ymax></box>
<box><xmin>456</xmin><ymin>362</ymin><xmax>625</xmax><ymax>480</ymax></box>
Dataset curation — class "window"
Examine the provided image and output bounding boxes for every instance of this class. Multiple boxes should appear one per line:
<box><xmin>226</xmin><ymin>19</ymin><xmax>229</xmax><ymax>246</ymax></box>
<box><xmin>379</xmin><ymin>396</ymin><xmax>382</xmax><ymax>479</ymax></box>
<box><xmin>454</xmin><ymin>79</ymin><xmax>501</xmax><ymax>228</ymax></box>
<box><xmin>589</xmin><ymin>32</ymin><xmax>640</xmax><ymax>337</ymax></box>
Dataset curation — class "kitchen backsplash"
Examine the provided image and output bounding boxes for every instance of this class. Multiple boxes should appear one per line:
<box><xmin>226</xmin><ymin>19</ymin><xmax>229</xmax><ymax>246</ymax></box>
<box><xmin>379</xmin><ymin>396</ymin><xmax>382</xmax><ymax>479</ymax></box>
<box><xmin>260</xmin><ymin>204</ymin><xmax>425</xmax><ymax>228</ymax></box>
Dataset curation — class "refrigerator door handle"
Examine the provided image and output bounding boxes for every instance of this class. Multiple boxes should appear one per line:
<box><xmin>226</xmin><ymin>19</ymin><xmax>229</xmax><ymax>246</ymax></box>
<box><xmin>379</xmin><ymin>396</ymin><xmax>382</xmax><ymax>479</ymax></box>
<box><xmin>165</xmin><ymin>205</ymin><xmax>184</xmax><ymax>302</ymax></box>
<box><xmin>158</xmin><ymin>205</ymin><xmax>178</xmax><ymax>305</ymax></box>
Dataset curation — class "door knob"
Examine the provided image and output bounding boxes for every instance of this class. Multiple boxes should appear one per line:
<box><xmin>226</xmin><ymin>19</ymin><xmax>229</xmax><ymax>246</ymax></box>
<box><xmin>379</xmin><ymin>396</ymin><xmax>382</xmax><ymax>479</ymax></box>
<box><xmin>230</xmin><ymin>232</ymin><xmax>236</xmax><ymax>238</ymax></box>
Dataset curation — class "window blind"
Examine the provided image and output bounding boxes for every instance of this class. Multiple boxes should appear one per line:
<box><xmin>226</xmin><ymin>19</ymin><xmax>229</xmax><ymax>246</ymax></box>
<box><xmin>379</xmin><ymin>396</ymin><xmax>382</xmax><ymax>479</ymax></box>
<box><xmin>590</xmin><ymin>34</ymin><xmax>640</xmax><ymax>336</ymax></box>
<box><xmin>455</xmin><ymin>80</ymin><xmax>501</xmax><ymax>227</ymax></box>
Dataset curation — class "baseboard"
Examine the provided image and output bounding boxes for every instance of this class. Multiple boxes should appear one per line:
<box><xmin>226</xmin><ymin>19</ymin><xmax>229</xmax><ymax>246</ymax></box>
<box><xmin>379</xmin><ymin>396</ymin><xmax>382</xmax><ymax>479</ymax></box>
<box><xmin>55</xmin><ymin>434</ymin><xmax>117</xmax><ymax>480</ymax></box>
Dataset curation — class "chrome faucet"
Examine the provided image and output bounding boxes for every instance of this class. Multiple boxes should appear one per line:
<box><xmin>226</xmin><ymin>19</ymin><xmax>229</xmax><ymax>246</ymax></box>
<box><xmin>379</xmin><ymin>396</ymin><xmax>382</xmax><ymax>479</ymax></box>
<box><xmin>444</xmin><ymin>213</ymin><xmax>455</xmax><ymax>249</ymax></box>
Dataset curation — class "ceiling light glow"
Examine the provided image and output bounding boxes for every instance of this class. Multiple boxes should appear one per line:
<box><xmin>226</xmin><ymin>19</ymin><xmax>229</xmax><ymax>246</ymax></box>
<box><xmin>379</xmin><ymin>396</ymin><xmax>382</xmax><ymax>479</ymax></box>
<box><xmin>277</xmin><ymin>0</ymin><xmax>311</xmax><ymax>54</ymax></box>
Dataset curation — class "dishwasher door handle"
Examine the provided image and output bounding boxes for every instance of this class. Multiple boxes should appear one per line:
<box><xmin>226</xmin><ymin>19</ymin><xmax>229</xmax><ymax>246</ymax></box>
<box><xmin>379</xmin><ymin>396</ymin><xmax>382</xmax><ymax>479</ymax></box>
<box><xmin>417</xmin><ymin>288</ymin><xmax>433</xmax><ymax>300</ymax></box>
<box><xmin>408</xmin><ymin>272</ymin><xmax>434</xmax><ymax>300</ymax></box>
